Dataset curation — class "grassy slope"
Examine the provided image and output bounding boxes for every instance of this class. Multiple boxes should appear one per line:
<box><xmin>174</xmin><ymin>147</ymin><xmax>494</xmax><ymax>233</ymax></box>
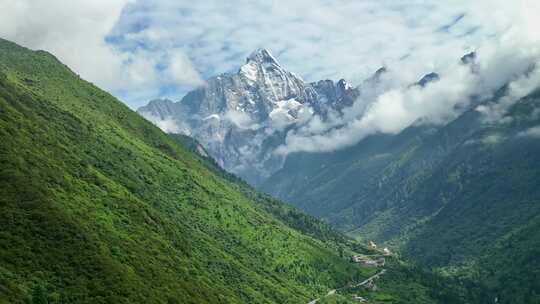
<box><xmin>0</xmin><ymin>38</ymin><xmax>369</xmax><ymax>304</ymax></box>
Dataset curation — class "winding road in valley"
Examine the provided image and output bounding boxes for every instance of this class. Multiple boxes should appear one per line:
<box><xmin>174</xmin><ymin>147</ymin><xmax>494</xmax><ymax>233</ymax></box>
<box><xmin>307</xmin><ymin>269</ymin><xmax>387</xmax><ymax>304</ymax></box>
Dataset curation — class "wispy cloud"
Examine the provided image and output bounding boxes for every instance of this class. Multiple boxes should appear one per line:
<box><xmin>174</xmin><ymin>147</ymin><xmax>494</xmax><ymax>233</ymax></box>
<box><xmin>274</xmin><ymin>0</ymin><xmax>540</xmax><ymax>154</ymax></box>
<box><xmin>0</xmin><ymin>0</ymin><xmax>203</xmax><ymax>108</ymax></box>
<box><xmin>2</xmin><ymin>0</ymin><xmax>539</xmax><ymax>122</ymax></box>
<box><xmin>0</xmin><ymin>0</ymin><xmax>130</xmax><ymax>89</ymax></box>
<box><xmin>518</xmin><ymin>126</ymin><xmax>540</xmax><ymax>138</ymax></box>
<box><xmin>107</xmin><ymin>0</ymin><xmax>492</xmax><ymax>106</ymax></box>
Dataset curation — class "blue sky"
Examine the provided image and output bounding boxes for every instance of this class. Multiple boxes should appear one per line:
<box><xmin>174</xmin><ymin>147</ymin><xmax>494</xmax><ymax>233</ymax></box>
<box><xmin>105</xmin><ymin>0</ymin><xmax>483</xmax><ymax>108</ymax></box>
<box><xmin>1</xmin><ymin>0</ymin><xmax>538</xmax><ymax>109</ymax></box>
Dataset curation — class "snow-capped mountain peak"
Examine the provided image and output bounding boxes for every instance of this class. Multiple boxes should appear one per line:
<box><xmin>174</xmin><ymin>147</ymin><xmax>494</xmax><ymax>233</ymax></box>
<box><xmin>337</xmin><ymin>79</ymin><xmax>352</xmax><ymax>91</ymax></box>
<box><xmin>246</xmin><ymin>48</ymin><xmax>281</xmax><ymax>66</ymax></box>
<box><xmin>240</xmin><ymin>48</ymin><xmax>288</xmax><ymax>83</ymax></box>
<box><xmin>138</xmin><ymin>48</ymin><xmax>360</xmax><ymax>183</ymax></box>
<box><xmin>238</xmin><ymin>48</ymin><xmax>309</xmax><ymax>109</ymax></box>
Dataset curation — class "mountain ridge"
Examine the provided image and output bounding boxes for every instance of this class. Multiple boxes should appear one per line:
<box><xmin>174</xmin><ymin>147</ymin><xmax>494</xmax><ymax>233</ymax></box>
<box><xmin>262</xmin><ymin>80</ymin><xmax>540</xmax><ymax>303</ymax></box>
<box><xmin>138</xmin><ymin>48</ymin><xmax>361</xmax><ymax>184</ymax></box>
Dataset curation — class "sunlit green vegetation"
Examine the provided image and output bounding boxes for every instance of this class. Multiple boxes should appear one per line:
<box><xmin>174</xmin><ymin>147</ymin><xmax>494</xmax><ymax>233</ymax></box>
<box><xmin>0</xmin><ymin>38</ymin><xmax>464</xmax><ymax>303</ymax></box>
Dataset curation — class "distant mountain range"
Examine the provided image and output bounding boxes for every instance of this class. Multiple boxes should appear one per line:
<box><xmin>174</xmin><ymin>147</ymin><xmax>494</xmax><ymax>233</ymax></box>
<box><xmin>262</xmin><ymin>82</ymin><xmax>540</xmax><ymax>303</ymax></box>
<box><xmin>140</xmin><ymin>48</ymin><xmax>540</xmax><ymax>303</ymax></box>
<box><xmin>138</xmin><ymin>49</ymin><xmax>447</xmax><ymax>184</ymax></box>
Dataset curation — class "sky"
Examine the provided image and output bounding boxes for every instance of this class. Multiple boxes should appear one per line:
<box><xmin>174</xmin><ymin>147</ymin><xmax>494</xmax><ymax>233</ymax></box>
<box><xmin>0</xmin><ymin>0</ymin><xmax>528</xmax><ymax>109</ymax></box>
<box><xmin>1</xmin><ymin>0</ymin><xmax>539</xmax><ymax>153</ymax></box>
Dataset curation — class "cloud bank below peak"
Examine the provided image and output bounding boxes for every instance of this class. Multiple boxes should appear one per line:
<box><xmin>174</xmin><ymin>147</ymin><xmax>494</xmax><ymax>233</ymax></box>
<box><xmin>273</xmin><ymin>0</ymin><xmax>540</xmax><ymax>154</ymax></box>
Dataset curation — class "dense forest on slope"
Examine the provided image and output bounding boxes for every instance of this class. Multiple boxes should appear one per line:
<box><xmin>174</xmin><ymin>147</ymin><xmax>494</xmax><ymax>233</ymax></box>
<box><xmin>170</xmin><ymin>131</ymin><xmax>489</xmax><ymax>304</ymax></box>
<box><xmin>261</xmin><ymin>77</ymin><xmax>540</xmax><ymax>302</ymax></box>
<box><xmin>168</xmin><ymin>133</ymin><xmax>353</xmax><ymax>246</ymax></box>
<box><xmin>0</xmin><ymin>38</ymin><xmax>365</xmax><ymax>304</ymax></box>
<box><xmin>0</xmin><ymin>38</ymin><xmax>471</xmax><ymax>303</ymax></box>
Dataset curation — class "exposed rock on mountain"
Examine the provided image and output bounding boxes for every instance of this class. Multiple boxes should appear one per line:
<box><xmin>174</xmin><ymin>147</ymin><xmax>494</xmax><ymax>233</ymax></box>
<box><xmin>138</xmin><ymin>49</ymin><xmax>360</xmax><ymax>183</ymax></box>
<box><xmin>416</xmin><ymin>72</ymin><xmax>440</xmax><ymax>87</ymax></box>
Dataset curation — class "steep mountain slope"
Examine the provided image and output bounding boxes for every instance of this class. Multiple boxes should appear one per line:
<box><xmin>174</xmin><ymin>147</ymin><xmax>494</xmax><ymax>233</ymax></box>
<box><xmin>137</xmin><ymin>43</ymin><xmax>540</xmax><ymax>302</ymax></box>
<box><xmin>262</xmin><ymin>84</ymin><xmax>540</xmax><ymax>302</ymax></box>
<box><xmin>0</xmin><ymin>38</ymin><xmax>463</xmax><ymax>304</ymax></box>
<box><xmin>138</xmin><ymin>49</ymin><xmax>359</xmax><ymax>184</ymax></box>
<box><xmin>166</xmin><ymin>133</ymin><xmax>353</xmax><ymax>246</ymax></box>
<box><xmin>168</xmin><ymin>134</ymin><xmax>486</xmax><ymax>304</ymax></box>
<box><xmin>0</xmin><ymin>38</ymin><xmax>368</xmax><ymax>304</ymax></box>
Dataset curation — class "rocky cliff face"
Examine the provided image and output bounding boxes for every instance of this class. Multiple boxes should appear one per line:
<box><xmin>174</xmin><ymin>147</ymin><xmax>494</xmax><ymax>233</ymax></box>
<box><xmin>138</xmin><ymin>48</ymin><xmax>359</xmax><ymax>183</ymax></box>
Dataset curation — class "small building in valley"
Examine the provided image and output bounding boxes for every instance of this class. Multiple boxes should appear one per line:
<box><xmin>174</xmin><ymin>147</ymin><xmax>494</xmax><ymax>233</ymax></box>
<box><xmin>351</xmin><ymin>255</ymin><xmax>385</xmax><ymax>267</ymax></box>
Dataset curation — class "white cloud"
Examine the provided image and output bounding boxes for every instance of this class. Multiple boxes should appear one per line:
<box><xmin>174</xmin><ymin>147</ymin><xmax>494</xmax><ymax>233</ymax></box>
<box><xmin>153</xmin><ymin>117</ymin><xmax>181</xmax><ymax>133</ymax></box>
<box><xmin>477</xmin><ymin>61</ymin><xmax>540</xmax><ymax>123</ymax></box>
<box><xmin>224</xmin><ymin>110</ymin><xmax>259</xmax><ymax>130</ymax></box>
<box><xmin>276</xmin><ymin>57</ymin><xmax>479</xmax><ymax>154</ymax></box>
<box><xmin>280</xmin><ymin>53</ymin><xmax>539</xmax><ymax>153</ymax></box>
<box><xmin>0</xmin><ymin>0</ymin><xmax>202</xmax><ymax>108</ymax></box>
<box><xmin>273</xmin><ymin>0</ymin><xmax>540</xmax><ymax>154</ymax></box>
<box><xmin>2</xmin><ymin>0</ymin><xmax>539</xmax><ymax>144</ymax></box>
<box><xmin>113</xmin><ymin>0</ymin><xmax>485</xmax><ymax>85</ymax></box>
<box><xmin>166</xmin><ymin>50</ymin><xmax>204</xmax><ymax>86</ymax></box>
<box><xmin>139</xmin><ymin>112</ymin><xmax>185</xmax><ymax>134</ymax></box>
<box><xmin>0</xmin><ymin>0</ymin><xmax>129</xmax><ymax>88</ymax></box>
<box><xmin>518</xmin><ymin>126</ymin><xmax>540</xmax><ymax>138</ymax></box>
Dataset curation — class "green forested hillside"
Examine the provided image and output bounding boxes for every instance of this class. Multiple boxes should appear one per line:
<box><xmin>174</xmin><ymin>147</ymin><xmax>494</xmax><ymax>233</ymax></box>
<box><xmin>0</xmin><ymin>38</ymin><xmax>460</xmax><ymax>303</ymax></box>
<box><xmin>0</xmin><ymin>37</ymin><xmax>362</xmax><ymax>303</ymax></box>
<box><xmin>168</xmin><ymin>134</ymin><xmax>483</xmax><ymax>304</ymax></box>
<box><xmin>262</xmin><ymin>81</ymin><xmax>540</xmax><ymax>302</ymax></box>
<box><xmin>400</xmin><ymin>93</ymin><xmax>540</xmax><ymax>303</ymax></box>
<box><xmin>168</xmin><ymin>133</ymin><xmax>354</xmax><ymax>247</ymax></box>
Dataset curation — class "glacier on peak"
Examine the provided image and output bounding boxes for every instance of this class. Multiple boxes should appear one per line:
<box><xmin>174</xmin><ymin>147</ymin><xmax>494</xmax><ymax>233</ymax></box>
<box><xmin>247</xmin><ymin>48</ymin><xmax>281</xmax><ymax>66</ymax></box>
<box><xmin>138</xmin><ymin>48</ymin><xmax>360</xmax><ymax>184</ymax></box>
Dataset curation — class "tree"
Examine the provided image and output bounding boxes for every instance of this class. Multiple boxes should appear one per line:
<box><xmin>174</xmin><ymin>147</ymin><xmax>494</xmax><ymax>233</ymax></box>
<box><xmin>30</xmin><ymin>285</ymin><xmax>48</xmax><ymax>304</ymax></box>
